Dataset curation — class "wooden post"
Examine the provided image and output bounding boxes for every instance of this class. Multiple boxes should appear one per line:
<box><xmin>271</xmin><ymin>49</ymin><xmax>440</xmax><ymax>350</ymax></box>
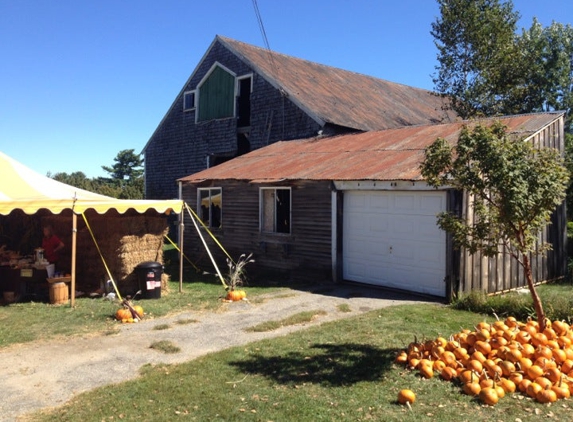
<box><xmin>71</xmin><ymin>213</ymin><xmax>77</xmax><ymax>307</ymax></box>
<box><xmin>179</xmin><ymin>216</ymin><xmax>184</xmax><ymax>293</ymax></box>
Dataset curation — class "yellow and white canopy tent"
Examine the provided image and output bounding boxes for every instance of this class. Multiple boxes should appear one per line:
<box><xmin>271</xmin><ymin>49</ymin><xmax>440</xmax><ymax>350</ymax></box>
<box><xmin>0</xmin><ymin>151</ymin><xmax>184</xmax><ymax>306</ymax></box>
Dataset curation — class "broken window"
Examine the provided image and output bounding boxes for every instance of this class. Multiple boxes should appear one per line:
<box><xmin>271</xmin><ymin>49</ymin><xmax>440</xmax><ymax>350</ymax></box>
<box><xmin>260</xmin><ymin>187</ymin><xmax>291</xmax><ymax>234</ymax></box>
<box><xmin>198</xmin><ymin>188</ymin><xmax>222</xmax><ymax>228</ymax></box>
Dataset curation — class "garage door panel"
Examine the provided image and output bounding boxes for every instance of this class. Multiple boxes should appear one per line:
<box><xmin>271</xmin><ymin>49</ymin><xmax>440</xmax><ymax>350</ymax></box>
<box><xmin>343</xmin><ymin>190</ymin><xmax>446</xmax><ymax>297</ymax></box>
<box><xmin>369</xmin><ymin>214</ymin><xmax>389</xmax><ymax>233</ymax></box>
<box><xmin>394</xmin><ymin>194</ymin><xmax>417</xmax><ymax>213</ymax></box>
<box><xmin>370</xmin><ymin>194</ymin><xmax>390</xmax><ymax>210</ymax></box>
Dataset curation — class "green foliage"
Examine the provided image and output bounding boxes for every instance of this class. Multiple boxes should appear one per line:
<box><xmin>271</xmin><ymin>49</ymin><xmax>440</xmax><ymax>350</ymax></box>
<box><xmin>432</xmin><ymin>0</ymin><xmax>573</xmax><ymax>132</ymax></box>
<box><xmin>51</xmin><ymin>149</ymin><xmax>144</xmax><ymax>199</ymax></box>
<box><xmin>101</xmin><ymin>149</ymin><xmax>143</xmax><ymax>181</ymax></box>
<box><xmin>421</xmin><ymin>121</ymin><xmax>568</xmax><ymax>257</ymax></box>
<box><xmin>431</xmin><ymin>0</ymin><xmax>521</xmax><ymax>118</ymax></box>
<box><xmin>451</xmin><ymin>282</ymin><xmax>573</xmax><ymax>323</ymax></box>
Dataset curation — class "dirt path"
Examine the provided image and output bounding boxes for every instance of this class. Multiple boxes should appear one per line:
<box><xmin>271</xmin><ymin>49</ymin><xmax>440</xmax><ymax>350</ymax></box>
<box><xmin>0</xmin><ymin>285</ymin><xmax>438</xmax><ymax>422</ymax></box>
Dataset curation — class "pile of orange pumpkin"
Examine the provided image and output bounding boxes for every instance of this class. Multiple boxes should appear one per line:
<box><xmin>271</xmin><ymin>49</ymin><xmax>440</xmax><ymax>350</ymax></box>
<box><xmin>395</xmin><ymin>317</ymin><xmax>573</xmax><ymax>406</ymax></box>
<box><xmin>225</xmin><ymin>289</ymin><xmax>247</xmax><ymax>301</ymax></box>
<box><xmin>115</xmin><ymin>305</ymin><xmax>144</xmax><ymax>323</ymax></box>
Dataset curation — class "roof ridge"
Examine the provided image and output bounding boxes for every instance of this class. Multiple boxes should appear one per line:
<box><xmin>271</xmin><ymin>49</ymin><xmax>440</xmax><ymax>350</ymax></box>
<box><xmin>216</xmin><ymin>35</ymin><xmax>435</xmax><ymax>93</ymax></box>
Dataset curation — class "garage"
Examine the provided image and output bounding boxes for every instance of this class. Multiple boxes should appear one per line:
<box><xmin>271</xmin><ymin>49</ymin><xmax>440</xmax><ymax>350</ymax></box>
<box><xmin>343</xmin><ymin>190</ymin><xmax>447</xmax><ymax>297</ymax></box>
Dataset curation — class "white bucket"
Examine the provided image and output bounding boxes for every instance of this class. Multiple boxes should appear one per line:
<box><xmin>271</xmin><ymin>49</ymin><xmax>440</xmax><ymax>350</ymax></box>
<box><xmin>46</xmin><ymin>264</ymin><xmax>55</xmax><ymax>278</ymax></box>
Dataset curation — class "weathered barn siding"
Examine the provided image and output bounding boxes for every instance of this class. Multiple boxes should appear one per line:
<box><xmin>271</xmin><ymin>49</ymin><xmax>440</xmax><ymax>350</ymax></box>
<box><xmin>145</xmin><ymin>40</ymin><xmax>325</xmax><ymax>200</ymax></box>
<box><xmin>182</xmin><ymin>180</ymin><xmax>333</xmax><ymax>283</ymax></box>
<box><xmin>457</xmin><ymin>118</ymin><xmax>567</xmax><ymax>295</ymax></box>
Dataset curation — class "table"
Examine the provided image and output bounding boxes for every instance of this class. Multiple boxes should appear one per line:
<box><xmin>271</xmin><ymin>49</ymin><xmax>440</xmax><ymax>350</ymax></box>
<box><xmin>0</xmin><ymin>266</ymin><xmax>50</xmax><ymax>302</ymax></box>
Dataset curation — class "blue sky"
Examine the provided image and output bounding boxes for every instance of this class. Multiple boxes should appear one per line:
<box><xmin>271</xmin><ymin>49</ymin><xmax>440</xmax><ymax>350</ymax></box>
<box><xmin>1</xmin><ymin>0</ymin><xmax>571</xmax><ymax>179</ymax></box>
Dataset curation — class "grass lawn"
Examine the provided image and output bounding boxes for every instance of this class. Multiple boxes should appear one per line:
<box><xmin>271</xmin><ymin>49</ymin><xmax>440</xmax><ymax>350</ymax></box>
<box><xmin>23</xmin><ymin>305</ymin><xmax>573</xmax><ymax>422</ymax></box>
<box><xmin>24</xmin><ymin>283</ymin><xmax>573</xmax><ymax>422</ymax></box>
<box><xmin>0</xmin><ymin>272</ymin><xmax>282</xmax><ymax>349</ymax></box>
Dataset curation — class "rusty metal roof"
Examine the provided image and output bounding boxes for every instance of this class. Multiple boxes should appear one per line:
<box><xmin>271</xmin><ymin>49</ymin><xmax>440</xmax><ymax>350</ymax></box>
<box><xmin>179</xmin><ymin>113</ymin><xmax>563</xmax><ymax>184</ymax></box>
<box><xmin>218</xmin><ymin>36</ymin><xmax>457</xmax><ymax>131</ymax></box>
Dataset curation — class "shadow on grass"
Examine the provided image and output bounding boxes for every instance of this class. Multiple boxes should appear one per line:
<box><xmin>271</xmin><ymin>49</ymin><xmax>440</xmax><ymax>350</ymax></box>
<box><xmin>230</xmin><ymin>343</ymin><xmax>400</xmax><ymax>386</ymax></box>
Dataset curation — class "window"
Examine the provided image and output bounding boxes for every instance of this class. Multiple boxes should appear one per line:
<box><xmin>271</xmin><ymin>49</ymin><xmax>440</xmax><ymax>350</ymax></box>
<box><xmin>237</xmin><ymin>75</ymin><xmax>252</xmax><ymax>127</ymax></box>
<box><xmin>183</xmin><ymin>91</ymin><xmax>196</xmax><ymax>111</ymax></box>
<box><xmin>260</xmin><ymin>188</ymin><xmax>291</xmax><ymax>234</ymax></box>
<box><xmin>198</xmin><ymin>188</ymin><xmax>222</xmax><ymax>228</ymax></box>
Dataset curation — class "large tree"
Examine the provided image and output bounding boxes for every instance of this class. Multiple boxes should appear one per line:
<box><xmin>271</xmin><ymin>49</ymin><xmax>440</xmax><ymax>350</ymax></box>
<box><xmin>101</xmin><ymin>149</ymin><xmax>144</xmax><ymax>199</ymax></box>
<box><xmin>431</xmin><ymin>0</ymin><xmax>521</xmax><ymax>118</ymax></box>
<box><xmin>101</xmin><ymin>149</ymin><xmax>144</xmax><ymax>182</ymax></box>
<box><xmin>421</xmin><ymin>122</ymin><xmax>569</xmax><ymax>331</ymax></box>
<box><xmin>52</xmin><ymin>149</ymin><xmax>144</xmax><ymax>199</ymax></box>
<box><xmin>432</xmin><ymin>0</ymin><xmax>573</xmax><ymax>129</ymax></box>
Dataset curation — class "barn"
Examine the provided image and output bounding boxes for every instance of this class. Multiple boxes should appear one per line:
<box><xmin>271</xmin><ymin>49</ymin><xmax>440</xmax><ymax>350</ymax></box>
<box><xmin>178</xmin><ymin>112</ymin><xmax>567</xmax><ymax>300</ymax></box>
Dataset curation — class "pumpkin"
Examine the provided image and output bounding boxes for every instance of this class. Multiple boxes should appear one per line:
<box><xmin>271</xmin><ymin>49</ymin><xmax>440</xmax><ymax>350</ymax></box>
<box><xmin>536</xmin><ymin>388</ymin><xmax>558</xmax><ymax>403</ymax></box>
<box><xmin>394</xmin><ymin>315</ymin><xmax>573</xmax><ymax>404</ymax></box>
<box><xmin>226</xmin><ymin>290</ymin><xmax>243</xmax><ymax>301</ymax></box>
<box><xmin>418</xmin><ymin>364</ymin><xmax>434</xmax><ymax>379</ymax></box>
<box><xmin>397</xmin><ymin>389</ymin><xmax>416</xmax><ymax>405</ymax></box>
<box><xmin>479</xmin><ymin>387</ymin><xmax>499</xmax><ymax>405</ymax></box>
<box><xmin>115</xmin><ymin>308</ymin><xmax>131</xmax><ymax>321</ymax></box>
<box><xmin>133</xmin><ymin>305</ymin><xmax>144</xmax><ymax>318</ymax></box>
<box><xmin>462</xmin><ymin>381</ymin><xmax>481</xmax><ymax>396</ymax></box>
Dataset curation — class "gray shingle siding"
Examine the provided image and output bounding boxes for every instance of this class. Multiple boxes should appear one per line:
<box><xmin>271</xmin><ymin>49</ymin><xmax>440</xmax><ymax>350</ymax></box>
<box><xmin>145</xmin><ymin>40</ymin><xmax>323</xmax><ymax>199</ymax></box>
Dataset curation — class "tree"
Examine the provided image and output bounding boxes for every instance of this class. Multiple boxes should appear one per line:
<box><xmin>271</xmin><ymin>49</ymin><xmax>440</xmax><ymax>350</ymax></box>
<box><xmin>431</xmin><ymin>0</ymin><xmax>521</xmax><ymax>119</ymax></box>
<box><xmin>102</xmin><ymin>149</ymin><xmax>144</xmax><ymax>182</ymax></box>
<box><xmin>51</xmin><ymin>149</ymin><xmax>144</xmax><ymax>199</ymax></box>
<box><xmin>52</xmin><ymin>171</ymin><xmax>96</xmax><ymax>191</ymax></box>
<box><xmin>420</xmin><ymin>121</ymin><xmax>569</xmax><ymax>331</ymax></box>
<box><xmin>101</xmin><ymin>149</ymin><xmax>144</xmax><ymax>199</ymax></box>
<box><xmin>431</xmin><ymin>0</ymin><xmax>573</xmax><ymax>130</ymax></box>
<box><xmin>515</xmin><ymin>20</ymin><xmax>573</xmax><ymax>131</ymax></box>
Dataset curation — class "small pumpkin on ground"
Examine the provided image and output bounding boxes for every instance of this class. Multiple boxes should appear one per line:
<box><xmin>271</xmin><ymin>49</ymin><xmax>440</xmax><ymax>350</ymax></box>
<box><xmin>115</xmin><ymin>308</ymin><xmax>131</xmax><ymax>321</ymax></box>
<box><xmin>397</xmin><ymin>389</ymin><xmax>416</xmax><ymax>405</ymax></box>
<box><xmin>225</xmin><ymin>289</ymin><xmax>246</xmax><ymax>301</ymax></box>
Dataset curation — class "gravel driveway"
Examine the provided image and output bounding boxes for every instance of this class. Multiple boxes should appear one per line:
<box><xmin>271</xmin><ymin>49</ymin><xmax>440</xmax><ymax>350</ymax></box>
<box><xmin>0</xmin><ymin>284</ymin><xmax>439</xmax><ymax>421</ymax></box>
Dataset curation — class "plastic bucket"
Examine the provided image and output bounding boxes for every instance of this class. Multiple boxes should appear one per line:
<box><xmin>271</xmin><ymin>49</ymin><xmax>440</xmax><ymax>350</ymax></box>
<box><xmin>49</xmin><ymin>282</ymin><xmax>68</xmax><ymax>304</ymax></box>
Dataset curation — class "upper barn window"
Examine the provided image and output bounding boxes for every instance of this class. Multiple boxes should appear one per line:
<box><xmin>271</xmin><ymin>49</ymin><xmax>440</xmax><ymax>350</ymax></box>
<box><xmin>197</xmin><ymin>63</ymin><xmax>236</xmax><ymax>122</ymax></box>
<box><xmin>183</xmin><ymin>91</ymin><xmax>196</xmax><ymax>111</ymax></box>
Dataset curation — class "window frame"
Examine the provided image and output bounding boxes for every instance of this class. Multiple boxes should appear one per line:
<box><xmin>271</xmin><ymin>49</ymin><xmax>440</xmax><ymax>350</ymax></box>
<box><xmin>197</xmin><ymin>187</ymin><xmax>222</xmax><ymax>229</ymax></box>
<box><xmin>183</xmin><ymin>90</ymin><xmax>196</xmax><ymax>111</ymax></box>
<box><xmin>259</xmin><ymin>187</ymin><xmax>291</xmax><ymax>234</ymax></box>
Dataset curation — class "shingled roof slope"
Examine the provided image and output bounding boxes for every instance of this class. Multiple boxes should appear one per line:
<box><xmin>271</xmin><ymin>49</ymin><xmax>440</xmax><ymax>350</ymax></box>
<box><xmin>218</xmin><ymin>36</ymin><xmax>456</xmax><ymax>131</ymax></box>
<box><xmin>179</xmin><ymin>112</ymin><xmax>563</xmax><ymax>184</ymax></box>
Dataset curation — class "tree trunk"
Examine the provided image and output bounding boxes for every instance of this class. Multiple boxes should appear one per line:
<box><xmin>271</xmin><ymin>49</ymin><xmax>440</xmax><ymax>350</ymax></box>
<box><xmin>523</xmin><ymin>254</ymin><xmax>546</xmax><ymax>331</ymax></box>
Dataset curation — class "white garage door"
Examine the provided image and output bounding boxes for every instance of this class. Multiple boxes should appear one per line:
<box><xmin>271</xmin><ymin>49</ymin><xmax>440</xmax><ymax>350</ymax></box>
<box><xmin>343</xmin><ymin>190</ymin><xmax>446</xmax><ymax>297</ymax></box>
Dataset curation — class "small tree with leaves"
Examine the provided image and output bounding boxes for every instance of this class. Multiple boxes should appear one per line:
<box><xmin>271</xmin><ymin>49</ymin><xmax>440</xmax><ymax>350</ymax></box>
<box><xmin>420</xmin><ymin>121</ymin><xmax>568</xmax><ymax>331</ymax></box>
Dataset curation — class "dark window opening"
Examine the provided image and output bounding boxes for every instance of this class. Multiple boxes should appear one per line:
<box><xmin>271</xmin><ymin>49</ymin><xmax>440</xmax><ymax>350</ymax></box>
<box><xmin>211</xmin><ymin>155</ymin><xmax>233</xmax><ymax>167</ymax></box>
<box><xmin>261</xmin><ymin>188</ymin><xmax>291</xmax><ymax>234</ymax></box>
<box><xmin>237</xmin><ymin>133</ymin><xmax>251</xmax><ymax>156</ymax></box>
<box><xmin>183</xmin><ymin>91</ymin><xmax>195</xmax><ymax>111</ymax></box>
<box><xmin>237</xmin><ymin>77</ymin><xmax>251</xmax><ymax>127</ymax></box>
<box><xmin>198</xmin><ymin>188</ymin><xmax>222</xmax><ymax>228</ymax></box>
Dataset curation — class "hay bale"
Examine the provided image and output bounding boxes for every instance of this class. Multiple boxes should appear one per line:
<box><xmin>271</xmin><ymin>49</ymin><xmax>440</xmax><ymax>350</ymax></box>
<box><xmin>44</xmin><ymin>210</ymin><xmax>169</xmax><ymax>295</ymax></box>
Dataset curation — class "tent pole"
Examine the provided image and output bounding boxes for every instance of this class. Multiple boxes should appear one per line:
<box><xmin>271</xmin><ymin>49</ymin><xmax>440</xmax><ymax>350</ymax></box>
<box><xmin>71</xmin><ymin>213</ymin><xmax>77</xmax><ymax>307</ymax></box>
<box><xmin>179</xmin><ymin>212</ymin><xmax>184</xmax><ymax>293</ymax></box>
